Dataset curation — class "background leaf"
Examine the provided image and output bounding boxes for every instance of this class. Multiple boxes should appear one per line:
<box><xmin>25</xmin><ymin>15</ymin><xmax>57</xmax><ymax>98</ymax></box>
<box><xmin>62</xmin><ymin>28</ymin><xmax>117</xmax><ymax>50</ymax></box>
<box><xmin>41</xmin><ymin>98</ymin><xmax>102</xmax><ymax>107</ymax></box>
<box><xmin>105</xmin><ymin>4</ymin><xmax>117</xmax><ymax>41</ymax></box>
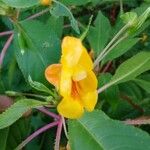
<box><xmin>0</xmin><ymin>99</ymin><xmax>46</xmax><ymax>129</ymax></box>
<box><xmin>88</xmin><ymin>11</ymin><xmax>111</xmax><ymax>56</ymax></box>
<box><xmin>2</xmin><ymin>0</ymin><xmax>39</xmax><ymax>8</ymax></box>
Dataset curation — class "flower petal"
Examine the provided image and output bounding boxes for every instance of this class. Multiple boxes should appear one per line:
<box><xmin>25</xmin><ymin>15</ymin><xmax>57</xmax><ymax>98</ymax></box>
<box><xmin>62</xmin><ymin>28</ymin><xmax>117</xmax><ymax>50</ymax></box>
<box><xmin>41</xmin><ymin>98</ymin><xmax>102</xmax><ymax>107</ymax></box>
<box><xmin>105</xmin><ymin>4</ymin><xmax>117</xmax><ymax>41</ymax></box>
<box><xmin>57</xmin><ymin>97</ymin><xmax>84</xmax><ymax>119</ymax></box>
<box><xmin>59</xmin><ymin>68</ymin><xmax>72</xmax><ymax>97</ymax></box>
<box><xmin>61</xmin><ymin>36</ymin><xmax>83</xmax><ymax>68</ymax></box>
<box><xmin>73</xmin><ymin>65</ymin><xmax>87</xmax><ymax>81</ymax></box>
<box><xmin>45</xmin><ymin>64</ymin><xmax>61</xmax><ymax>88</ymax></box>
<box><xmin>78</xmin><ymin>71</ymin><xmax>97</xmax><ymax>92</ymax></box>
<box><xmin>78</xmin><ymin>47</ymin><xmax>93</xmax><ymax>70</ymax></box>
<box><xmin>81</xmin><ymin>91</ymin><xmax>98</xmax><ymax>112</ymax></box>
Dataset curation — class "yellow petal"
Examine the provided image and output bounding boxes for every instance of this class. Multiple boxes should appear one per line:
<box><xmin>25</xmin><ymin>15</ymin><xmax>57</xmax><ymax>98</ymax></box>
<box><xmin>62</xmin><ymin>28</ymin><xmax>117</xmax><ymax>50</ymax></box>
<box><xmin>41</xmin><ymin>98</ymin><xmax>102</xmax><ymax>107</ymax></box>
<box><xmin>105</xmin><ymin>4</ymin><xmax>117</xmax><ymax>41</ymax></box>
<box><xmin>59</xmin><ymin>68</ymin><xmax>72</xmax><ymax>97</ymax></box>
<box><xmin>61</xmin><ymin>36</ymin><xmax>83</xmax><ymax>68</ymax></box>
<box><xmin>45</xmin><ymin>64</ymin><xmax>61</xmax><ymax>88</ymax></box>
<box><xmin>72</xmin><ymin>65</ymin><xmax>87</xmax><ymax>81</ymax></box>
<box><xmin>78</xmin><ymin>46</ymin><xmax>93</xmax><ymax>70</ymax></box>
<box><xmin>81</xmin><ymin>91</ymin><xmax>98</xmax><ymax>112</ymax></box>
<box><xmin>57</xmin><ymin>97</ymin><xmax>84</xmax><ymax>119</ymax></box>
<box><xmin>78</xmin><ymin>71</ymin><xmax>97</xmax><ymax>93</ymax></box>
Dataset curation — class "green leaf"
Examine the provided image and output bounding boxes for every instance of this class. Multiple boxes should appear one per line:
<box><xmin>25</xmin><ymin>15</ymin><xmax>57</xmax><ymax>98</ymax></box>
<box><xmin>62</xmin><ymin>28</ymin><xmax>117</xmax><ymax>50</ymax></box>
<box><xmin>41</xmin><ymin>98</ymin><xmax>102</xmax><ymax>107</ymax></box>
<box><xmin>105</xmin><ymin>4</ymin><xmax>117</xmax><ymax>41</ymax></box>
<box><xmin>50</xmin><ymin>1</ymin><xmax>80</xmax><ymax>34</ymax></box>
<box><xmin>102</xmin><ymin>38</ymin><xmax>139</xmax><ymax>65</ymax></box>
<box><xmin>0</xmin><ymin>99</ymin><xmax>46</xmax><ymax>129</ymax></box>
<box><xmin>28</xmin><ymin>76</ymin><xmax>52</xmax><ymax>94</ymax></box>
<box><xmin>2</xmin><ymin>0</ymin><xmax>39</xmax><ymax>8</ymax></box>
<box><xmin>0</xmin><ymin>128</ymin><xmax>9</xmax><ymax>150</ymax></box>
<box><xmin>14</xmin><ymin>19</ymin><xmax>61</xmax><ymax>83</ymax></box>
<box><xmin>134</xmin><ymin>78</ymin><xmax>150</xmax><ymax>93</ymax></box>
<box><xmin>69</xmin><ymin>110</ymin><xmax>150</xmax><ymax>150</ymax></box>
<box><xmin>111</xmin><ymin>51</ymin><xmax>150</xmax><ymax>85</ymax></box>
<box><xmin>88</xmin><ymin>11</ymin><xmax>111</xmax><ymax>56</ymax></box>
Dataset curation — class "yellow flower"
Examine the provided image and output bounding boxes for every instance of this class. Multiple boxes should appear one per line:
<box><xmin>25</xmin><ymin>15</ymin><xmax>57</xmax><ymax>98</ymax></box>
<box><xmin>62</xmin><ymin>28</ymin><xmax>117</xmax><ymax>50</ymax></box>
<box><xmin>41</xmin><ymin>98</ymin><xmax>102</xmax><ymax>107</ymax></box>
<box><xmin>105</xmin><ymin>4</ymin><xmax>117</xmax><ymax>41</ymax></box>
<box><xmin>40</xmin><ymin>0</ymin><xmax>52</xmax><ymax>6</ymax></box>
<box><xmin>45</xmin><ymin>36</ymin><xmax>98</xmax><ymax>119</ymax></box>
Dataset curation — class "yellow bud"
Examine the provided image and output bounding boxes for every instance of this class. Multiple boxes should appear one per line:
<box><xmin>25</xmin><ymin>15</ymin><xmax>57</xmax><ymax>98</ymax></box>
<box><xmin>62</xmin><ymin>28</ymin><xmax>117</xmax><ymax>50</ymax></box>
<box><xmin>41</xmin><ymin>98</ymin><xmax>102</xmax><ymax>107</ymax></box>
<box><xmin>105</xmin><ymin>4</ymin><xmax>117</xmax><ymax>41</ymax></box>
<box><xmin>40</xmin><ymin>0</ymin><xmax>52</xmax><ymax>6</ymax></box>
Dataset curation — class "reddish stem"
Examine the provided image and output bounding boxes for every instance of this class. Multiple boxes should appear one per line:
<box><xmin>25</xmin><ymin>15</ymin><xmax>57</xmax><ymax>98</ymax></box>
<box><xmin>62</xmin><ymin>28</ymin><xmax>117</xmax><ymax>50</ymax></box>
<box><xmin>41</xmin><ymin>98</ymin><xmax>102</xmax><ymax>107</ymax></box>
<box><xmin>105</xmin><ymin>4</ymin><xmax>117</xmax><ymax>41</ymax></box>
<box><xmin>55</xmin><ymin>118</ymin><xmax>63</xmax><ymax>150</ymax></box>
<box><xmin>37</xmin><ymin>107</ymin><xmax>60</xmax><ymax>120</ymax></box>
<box><xmin>0</xmin><ymin>31</ymin><xmax>13</xmax><ymax>37</ymax></box>
<box><xmin>0</xmin><ymin>34</ymin><xmax>14</xmax><ymax>67</ymax></box>
<box><xmin>102</xmin><ymin>61</ymin><xmax>112</xmax><ymax>73</ymax></box>
<box><xmin>124</xmin><ymin>116</ymin><xmax>150</xmax><ymax>125</ymax></box>
<box><xmin>15</xmin><ymin>121</ymin><xmax>59</xmax><ymax>150</ymax></box>
<box><xmin>26</xmin><ymin>8</ymin><xmax>50</xmax><ymax>20</ymax></box>
<box><xmin>120</xmin><ymin>94</ymin><xmax>144</xmax><ymax>113</ymax></box>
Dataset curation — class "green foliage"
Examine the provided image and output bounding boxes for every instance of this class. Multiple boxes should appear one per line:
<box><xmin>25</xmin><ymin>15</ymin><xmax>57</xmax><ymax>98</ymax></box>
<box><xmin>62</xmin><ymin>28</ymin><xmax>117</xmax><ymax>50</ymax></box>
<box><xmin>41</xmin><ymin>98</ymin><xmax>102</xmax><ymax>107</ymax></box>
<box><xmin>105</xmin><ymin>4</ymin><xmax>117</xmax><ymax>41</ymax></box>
<box><xmin>88</xmin><ymin>11</ymin><xmax>111</xmax><ymax>56</ymax></box>
<box><xmin>0</xmin><ymin>0</ymin><xmax>150</xmax><ymax>149</ymax></box>
<box><xmin>51</xmin><ymin>1</ymin><xmax>80</xmax><ymax>33</ymax></box>
<box><xmin>111</xmin><ymin>51</ymin><xmax>150</xmax><ymax>85</ymax></box>
<box><xmin>14</xmin><ymin>18</ymin><xmax>61</xmax><ymax>83</ymax></box>
<box><xmin>69</xmin><ymin>110</ymin><xmax>150</xmax><ymax>150</ymax></box>
<box><xmin>0</xmin><ymin>99</ymin><xmax>47</xmax><ymax>129</ymax></box>
<box><xmin>2</xmin><ymin>0</ymin><xmax>39</xmax><ymax>8</ymax></box>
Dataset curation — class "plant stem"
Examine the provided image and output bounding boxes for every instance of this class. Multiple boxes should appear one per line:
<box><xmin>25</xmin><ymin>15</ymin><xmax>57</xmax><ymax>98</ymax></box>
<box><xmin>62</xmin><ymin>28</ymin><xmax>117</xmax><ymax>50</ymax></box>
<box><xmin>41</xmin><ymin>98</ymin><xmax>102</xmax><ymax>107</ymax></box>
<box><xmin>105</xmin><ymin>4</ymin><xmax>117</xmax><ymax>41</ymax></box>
<box><xmin>80</xmin><ymin>15</ymin><xmax>93</xmax><ymax>41</ymax></box>
<box><xmin>120</xmin><ymin>0</ymin><xmax>123</xmax><ymax>15</ymax></box>
<box><xmin>0</xmin><ymin>31</ymin><xmax>13</xmax><ymax>37</ymax></box>
<box><xmin>62</xmin><ymin>116</ymin><xmax>68</xmax><ymax>139</ymax></box>
<box><xmin>25</xmin><ymin>8</ymin><xmax>50</xmax><ymax>20</ymax></box>
<box><xmin>97</xmin><ymin>81</ymin><xmax>114</xmax><ymax>94</ymax></box>
<box><xmin>0</xmin><ymin>34</ymin><xmax>14</xmax><ymax>67</ymax></box>
<box><xmin>102</xmin><ymin>61</ymin><xmax>112</xmax><ymax>73</ymax></box>
<box><xmin>5</xmin><ymin>91</ymin><xmax>48</xmax><ymax>100</ymax></box>
<box><xmin>15</xmin><ymin>121</ymin><xmax>59</xmax><ymax>150</ymax></box>
<box><xmin>98</xmin><ymin>34</ymin><xmax>128</xmax><ymax>63</ymax></box>
<box><xmin>37</xmin><ymin>107</ymin><xmax>60</xmax><ymax>120</ymax></box>
<box><xmin>94</xmin><ymin>24</ymin><xmax>130</xmax><ymax>67</ymax></box>
<box><xmin>54</xmin><ymin>118</ymin><xmax>63</xmax><ymax>150</ymax></box>
<box><xmin>124</xmin><ymin>116</ymin><xmax>150</xmax><ymax>125</ymax></box>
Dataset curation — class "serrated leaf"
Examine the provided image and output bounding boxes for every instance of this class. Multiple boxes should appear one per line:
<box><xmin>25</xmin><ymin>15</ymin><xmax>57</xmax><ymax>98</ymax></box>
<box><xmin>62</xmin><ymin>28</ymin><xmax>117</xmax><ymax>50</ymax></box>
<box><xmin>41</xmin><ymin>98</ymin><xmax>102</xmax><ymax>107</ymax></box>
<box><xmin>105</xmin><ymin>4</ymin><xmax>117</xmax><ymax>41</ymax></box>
<box><xmin>50</xmin><ymin>2</ymin><xmax>80</xmax><ymax>34</ymax></box>
<box><xmin>0</xmin><ymin>99</ymin><xmax>46</xmax><ymax>129</ymax></box>
<box><xmin>88</xmin><ymin>11</ymin><xmax>111</xmax><ymax>56</ymax></box>
<box><xmin>2</xmin><ymin>0</ymin><xmax>39</xmax><ymax>8</ymax></box>
<box><xmin>28</xmin><ymin>76</ymin><xmax>52</xmax><ymax>94</ymax></box>
<box><xmin>69</xmin><ymin>110</ymin><xmax>150</xmax><ymax>150</ymax></box>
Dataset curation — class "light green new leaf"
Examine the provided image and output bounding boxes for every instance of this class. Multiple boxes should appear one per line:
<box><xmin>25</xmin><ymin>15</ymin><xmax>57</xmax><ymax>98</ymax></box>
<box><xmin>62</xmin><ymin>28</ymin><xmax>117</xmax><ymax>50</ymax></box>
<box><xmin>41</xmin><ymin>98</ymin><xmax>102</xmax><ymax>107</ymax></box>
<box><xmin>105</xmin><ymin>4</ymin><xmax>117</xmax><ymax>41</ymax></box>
<box><xmin>102</xmin><ymin>38</ymin><xmax>139</xmax><ymax>65</ymax></box>
<box><xmin>111</xmin><ymin>51</ymin><xmax>150</xmax><ymax>85</ymax></box>
<box><xmin>0</xmin><ymin>99</ymin><xmax>47</xmax><ymax>129</ymax></box>
<box><xmin>2</xmin><ymin>0</ymin><xmax>39</xmax><ymax>8</ymax></box>
<box><xmin>69</xmin><ymin>110</ymin><xmax>150</xmax><ymax>150</ymax></box>
<box><xmin>28</xmin><ymin>76</ymin><xmax>52</xmax><ymax>94</ymax></box>
<box><xmin>88</xmin><ymin>11</ymin><xmax>111</xmax><ymax>56</ymax></box>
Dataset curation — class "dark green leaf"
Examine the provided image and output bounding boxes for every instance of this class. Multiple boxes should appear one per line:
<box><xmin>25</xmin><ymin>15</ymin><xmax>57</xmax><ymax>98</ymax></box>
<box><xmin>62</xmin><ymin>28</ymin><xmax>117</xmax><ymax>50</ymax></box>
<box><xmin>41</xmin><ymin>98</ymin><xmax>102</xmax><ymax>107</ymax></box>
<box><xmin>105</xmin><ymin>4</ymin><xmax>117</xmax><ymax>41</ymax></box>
<box><xmin>88</xmin><ymin>11</ymin><xmax>111</xmax><ymax>56</ymax></box>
